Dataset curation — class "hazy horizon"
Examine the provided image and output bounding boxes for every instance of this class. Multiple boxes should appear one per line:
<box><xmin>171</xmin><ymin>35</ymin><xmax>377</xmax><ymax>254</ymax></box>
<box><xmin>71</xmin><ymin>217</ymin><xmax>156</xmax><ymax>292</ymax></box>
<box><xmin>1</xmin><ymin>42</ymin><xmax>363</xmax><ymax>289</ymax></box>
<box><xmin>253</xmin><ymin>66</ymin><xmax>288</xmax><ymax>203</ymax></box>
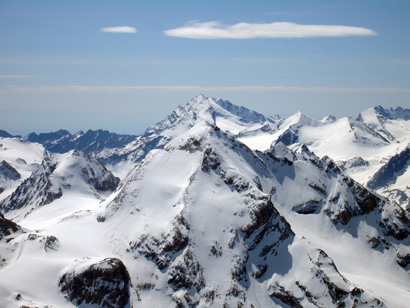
<box><xmin>1</xmin><ymin>0</ymin><xmax>409</xmax><ymax>135</ymax></box>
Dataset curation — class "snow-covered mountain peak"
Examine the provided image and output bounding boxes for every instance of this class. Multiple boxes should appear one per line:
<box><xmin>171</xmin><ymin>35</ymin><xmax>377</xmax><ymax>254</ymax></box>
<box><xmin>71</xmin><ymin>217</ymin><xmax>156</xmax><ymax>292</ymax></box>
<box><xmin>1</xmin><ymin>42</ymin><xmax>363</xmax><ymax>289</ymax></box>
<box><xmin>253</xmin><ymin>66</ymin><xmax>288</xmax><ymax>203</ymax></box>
<box><xmin>0</xmin><ymin>149</ymin><xmax>119</xmax><ymax>221</ymax></box>
<box><xmin>179</xmin><ymin>94</ymin><xmax>273</xmax><ymax>128</ymax></box>
<box><xmin>183</xmin><ymin>93</ymin><xmax>217</xmax><ymax>109</ymax></box>
<box><xmin>280</xmin><ymin>111</ymin><xmax>322</xmax><ymax>131</ymax></box>
<box><xmin>321</xmin><ymin>114</ymin><xmax>337</xmax><ymax>124</ymax></box>
<box><xmin>372</xmin><ymin>105</ymin><xmax>410</xmax><ymax>121</ymax></box>
<box><xmin>109</xmin><ymin>95</ymin><xmax>282</xmax><ymax>169</ymax></box>
<box><xmin>358</xmin><ymin>105</ymin><xmax>410</xmax><ymax>126</ymax></box>
<box><xmin>269</xmin><ymin>142</ymin><xmax>296</xmax><ymax>161</ymax></box>
<box><xmin>357</xmin><ymin>105</ymin><xmax>410</xmax><ymax>144</ymax></box>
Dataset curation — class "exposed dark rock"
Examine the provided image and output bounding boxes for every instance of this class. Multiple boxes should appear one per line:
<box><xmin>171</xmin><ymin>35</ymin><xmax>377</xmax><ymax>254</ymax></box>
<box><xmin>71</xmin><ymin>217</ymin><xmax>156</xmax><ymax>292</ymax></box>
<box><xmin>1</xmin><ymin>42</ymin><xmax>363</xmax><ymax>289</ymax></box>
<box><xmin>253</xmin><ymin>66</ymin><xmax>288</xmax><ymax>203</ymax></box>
<box><xmin>84</xmin><ymin>168</ymin><xmax>120</xmax><ymax>192</ymax></box>
<box><xmin>0</xmin><ymin>161</ymin><xmax>62</xmax><ymax>213</ymax></box>
<box><xmin>334</xmin><ymin>208</ymin><xmax>352</xmax><ymax>226</ymax></box>
<box><xmin>221</xmin><ymin>173</ymin><xmax>250</xmax><ymax>193</ymax></box>
<box><xmin>231</xmin><ymin>253</ymin><xmax>249</xmax><ymax>285</ymax></box>
<box><xmin>210</xmin><ymin>241</ymin><xmax>222</xmax><ymax>257</ymax></box>
<box><xmin>178</xmin><ymin>137</ymin><xmax>202</xmax><ymax>153</ymax></box>
<box><xmin>26</xmin><ymin>129</ymin><xmax>137</xmax><ymax>156</ymax></box>
<box><xmin>44</xmin><ymin>235</ymin><xmax>60</xmax><ymax>252</ymax></box>
<box><xmin>368</xmin><ymin>237</ymin><xmax>381</xmax><ymax>249</ymax></box>
<box><xmin>396</xmin><ymin>252</ymin><xmax>410</xmax><ymax>268</ymax></box>
<box><xmin>0</xmin><ymin>151</ymin><xmax>120</xmax><ymax>216</ymax></box>
<box><xmin>163</xmin><ymin>226</ymin><xmax>189</xmax><ymax>254</ymax></box>
<box><xmin>269</xmin><ymin>284</ymin><xmax>303</xmax><ymax>308</ymax></box>
<box><xmin>323</xmin><ymin>156</ymin><xmax>342</xmax><ymax>175</ymax></box>
<box><xmin>0</xmin><ymin>212</ymin><xmax>19</xmax><ymax>239</ymax></box>
<box><xmin>0</xmin><ymin>160</ymin><xmax>21</xmax><ymax>180</ymax></box>
<box><xmin>340</xmin><ymin>157</ymin><xmax>369</xmax><ymax>170</ymax></box>
<box><xmin>168</xmin><ymin>247</ymin><xmax>205</xmax><ymax>292</ymax></box>
<box><xmin>379</xmin><ymin>217</ymin><xmax>409</xmax><ymax>241</ymax></box>
<box><xmin>309</xmin><ymin>182</ymin><xmax>327</xmax><ymax>195</ymax></box>
<box><xmin>275</xmin><ymin>130</ymin><xmax>299</xmax><ymax>147</ymax></box>
<box><xmin>201</xmin><ymin>147</ymin><xmax>220</xmax><ymax>172</ymax></box>
<box><xmin>368</xmin><ymin>146</ymin><xmax>410</xmax><ymax>190</ymax></box>
<box><xmin>59</xmin><ymin>258</ymin><xmax>131</xmax><ymax>308</ymax></box>
<box><xmin>292</xmin><ymin>199</ymin><xmax>322</xmax><ymax>214</ymax></box>
<box><xmin>128</xmin><ymin>220</ymin><xmax>189</xmax><ymax>271</ymax></box>
<box><xmin>353</xmin><ymin>183</ymin><xmax>379</xmax><ymax>214</ymax></box>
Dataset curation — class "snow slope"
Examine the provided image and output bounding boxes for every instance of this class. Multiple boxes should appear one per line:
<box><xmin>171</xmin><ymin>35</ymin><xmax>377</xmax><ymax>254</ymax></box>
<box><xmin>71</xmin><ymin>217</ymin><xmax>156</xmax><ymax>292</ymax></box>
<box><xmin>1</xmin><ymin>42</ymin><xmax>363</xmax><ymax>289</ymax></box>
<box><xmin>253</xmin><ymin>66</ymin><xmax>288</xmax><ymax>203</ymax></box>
<box><xmin>0</xmin><ymin>137</ymin><xmax>46</xmax><ymax>200</ymax></box>
<box><xmin>0</xmin><ymin>149</ymin><xmax>119</xmax><ymax>223</ymax></box>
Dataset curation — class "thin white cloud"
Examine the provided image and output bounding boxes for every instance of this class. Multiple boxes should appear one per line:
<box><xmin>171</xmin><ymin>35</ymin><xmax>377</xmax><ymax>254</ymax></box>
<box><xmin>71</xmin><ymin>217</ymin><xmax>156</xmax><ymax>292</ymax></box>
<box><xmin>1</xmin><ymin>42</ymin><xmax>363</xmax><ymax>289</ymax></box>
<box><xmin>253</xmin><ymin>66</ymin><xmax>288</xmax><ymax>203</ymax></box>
<box><xmin>100</xmin><ymin>26</ymin><xmax>138</xmax><ymax>33</ymax></box>
<box><xmin>391</xmin><ymin>59</ymin><xmax>410</xmax><ymax>66</ymax></box>
<box><xmin>0</xmin><ymin>75</ymin><xmax>35</xmax><ymax>78</ymax></box>
<box><xmin>164</xmin><ymin>21</ymin><xmax>377</xmax><ymax>39</ymax></box>
<box><xmin>0</xmin><ymin>85</ymin><xmax>200</xmax><ymax>92</ymax></box>
<box><xmin>1</xmin><ymin>85</ymin><xmax>408</xmax><ymax>93</ymax></box>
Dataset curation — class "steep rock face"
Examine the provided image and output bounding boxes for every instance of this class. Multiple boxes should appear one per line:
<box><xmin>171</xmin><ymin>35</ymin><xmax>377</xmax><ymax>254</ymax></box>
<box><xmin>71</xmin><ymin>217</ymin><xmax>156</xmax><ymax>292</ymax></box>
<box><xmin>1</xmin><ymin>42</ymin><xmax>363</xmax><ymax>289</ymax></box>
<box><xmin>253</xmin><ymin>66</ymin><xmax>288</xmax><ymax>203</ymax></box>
<box><xmin>69</xmin><ymin>150</ymin><xmax>120</xmax><ymax>191</ymax></box>
<box><xmin>26</xmin><ymin>129</ymin><xmax>71</xmax><ymax>146</ymax></box>
<box><xmin>368</xmin><ymin>146</ymin><xmax>410</xmax><ymax>190</ymax></box>
<box><xmin>0</xmin><ymin>137</ymin><xmax>46</xmax><ymax>199</ymax></box>
<box><xmin>367</xmin><ymin>145</ymin><xmax>410</xmax><ymax>207</ymax></box>
<box><xmin>0</xmin><ymin>160</ymin><xmax>62</xmax><ymax>215</ymax></box>
<box><xmin>0</xmin><ymin>150</ymin><xmax>119</xmax><ymax>219</ymax></box>
<box><xmin>0</xmin><ymin>160</ymin><xmax>21</xmax><ymax>195</ymax></box>
<box><xmin>0</xmin><ymin>160</ymin><xmax>21</xmax><ymax>181</ymax></box>
<box><xmin>0</xmin><ymin>212</ymin><xmax>19</xmax><ymax>239</ymax></box>
<box><xmin>267</xmin><ymin>247</ymin><xmax>384</xmax><ymax>308</ymax></box>
<box><xmin>59</xmin><ymin>258</ymin><xmax>131</xmax><ymax>308</ymax></box>
<box><xmin>358</xmin><ymin>105</ymin><xmax>410</xmax><ymax>141</ymax></box>
<box><xmin>262</xmin><ymin>143</ymin><xmax>410</xmax><ymax>243</ymax></box>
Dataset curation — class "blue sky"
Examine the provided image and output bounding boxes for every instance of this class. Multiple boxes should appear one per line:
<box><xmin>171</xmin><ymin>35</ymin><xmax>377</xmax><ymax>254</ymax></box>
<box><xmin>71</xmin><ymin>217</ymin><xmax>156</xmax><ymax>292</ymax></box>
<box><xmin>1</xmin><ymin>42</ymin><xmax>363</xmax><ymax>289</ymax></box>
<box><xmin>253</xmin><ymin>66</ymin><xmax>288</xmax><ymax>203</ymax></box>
<box><xmin>0</xmin><ymin>0</ymin><xmax>409</xmax><ymax>135</ymax></box>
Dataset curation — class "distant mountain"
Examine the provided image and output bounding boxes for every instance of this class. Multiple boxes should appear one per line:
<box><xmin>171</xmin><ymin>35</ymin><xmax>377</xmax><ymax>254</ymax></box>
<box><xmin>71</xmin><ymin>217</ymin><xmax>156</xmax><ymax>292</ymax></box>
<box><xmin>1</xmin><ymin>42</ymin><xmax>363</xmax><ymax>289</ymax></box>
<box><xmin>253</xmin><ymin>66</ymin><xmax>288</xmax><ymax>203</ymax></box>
<box><xmin>25</xmin><ymin>129</ymin><xmax>138</xmax><ymax>156</ymax></box>
<box><xmin>96</xmin><ymin>94</ymin><xmax>281</xmax><ymax>166</ymax></box>
<box><xmin>235</xmin><ymin>105</ymin><xmax>410</xmax><ymax>208</ymax></box>
<box><xmin>0</xmin><ymin>149</ymin><xmax>119</xmax><ymax>221</ymax></box>
<box><xmin>0</xmin><ymin>136</ymin><xmax>45</xmax><ymax>200</ymax></box>
<box><xmin>357</xmin><ymin>105</ymin><xmax>410</xmax><ymax>141</ymax></box>
<box><xmin>0</xmin><ymin>130</ymin><xmax>14</xmax><ymax>138</ymax></box>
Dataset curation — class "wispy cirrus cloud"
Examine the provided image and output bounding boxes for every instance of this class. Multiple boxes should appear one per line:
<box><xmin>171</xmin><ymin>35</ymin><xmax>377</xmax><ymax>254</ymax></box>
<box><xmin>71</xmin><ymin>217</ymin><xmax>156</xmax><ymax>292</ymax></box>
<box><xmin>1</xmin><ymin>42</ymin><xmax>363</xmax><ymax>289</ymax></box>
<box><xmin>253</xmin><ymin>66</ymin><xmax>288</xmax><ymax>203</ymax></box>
<box><xmin>100</xmin><ymin>26</ymin><xmax>138</xmax><ymax>33</ymax></box>
<box><xmin>391</xmin><ymin>59</ymin><xmax>410</xmax><ymax>66</ymax></box>
<box><xmin>0</xmin><ymin>75</ymin><xmax>36</xmax><ymax>78</ymax></box>
<box><xmin>164</xmin><ymin>21</ymin><xmax>377</xmax><ymax>39</ymax></box>
<box><xmin>1</xmin><ymin>85</ymin><xmax>408</xmax><ymax>93</ymax></box>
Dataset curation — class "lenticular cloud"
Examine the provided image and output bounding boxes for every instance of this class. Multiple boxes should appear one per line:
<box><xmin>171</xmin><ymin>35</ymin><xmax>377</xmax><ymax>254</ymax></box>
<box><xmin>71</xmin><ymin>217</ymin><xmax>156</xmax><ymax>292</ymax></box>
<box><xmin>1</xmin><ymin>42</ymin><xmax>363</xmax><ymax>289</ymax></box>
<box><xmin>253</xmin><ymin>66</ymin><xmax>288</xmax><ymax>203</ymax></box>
<box><xmin>100</xmin><ymin>26</ymin><xmax>138</xmax><ymax>33</ymax></box>
<box><xmin>164</xmin><ymin>21</ymin><xmax>377</xmax><ymax>39</ymax></box>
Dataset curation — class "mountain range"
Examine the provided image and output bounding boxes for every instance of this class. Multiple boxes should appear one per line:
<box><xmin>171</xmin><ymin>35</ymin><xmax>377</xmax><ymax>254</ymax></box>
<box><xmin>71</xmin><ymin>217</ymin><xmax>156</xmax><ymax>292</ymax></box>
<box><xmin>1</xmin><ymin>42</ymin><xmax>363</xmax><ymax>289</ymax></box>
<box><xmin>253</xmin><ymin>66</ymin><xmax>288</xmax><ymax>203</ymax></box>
<box><xmin>0</xmin><ymin>94</ymin><xmax>409</xmax><ymax>308</ymax></box>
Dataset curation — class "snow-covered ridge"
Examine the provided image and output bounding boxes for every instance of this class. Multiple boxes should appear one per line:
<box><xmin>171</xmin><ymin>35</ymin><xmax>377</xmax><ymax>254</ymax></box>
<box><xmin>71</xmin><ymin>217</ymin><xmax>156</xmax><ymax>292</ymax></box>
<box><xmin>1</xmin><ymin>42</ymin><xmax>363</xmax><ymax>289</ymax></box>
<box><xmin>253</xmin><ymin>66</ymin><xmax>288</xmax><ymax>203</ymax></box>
<box><xmin>0</xmin><ymin>149</ymin><xmax>119</xmax><ymax>222</ymax></box>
